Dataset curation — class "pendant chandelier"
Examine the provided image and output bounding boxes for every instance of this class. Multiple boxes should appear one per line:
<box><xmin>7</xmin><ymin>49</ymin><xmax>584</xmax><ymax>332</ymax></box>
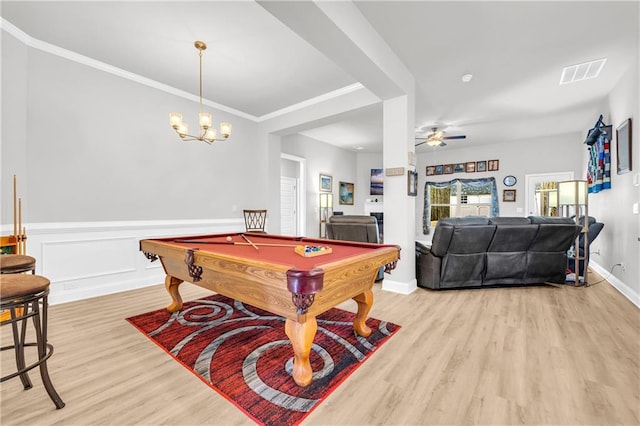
<box><xmin>169</xmin><ymin>41</ymin><xmax>232</xmax><ymax>144</ymax></box>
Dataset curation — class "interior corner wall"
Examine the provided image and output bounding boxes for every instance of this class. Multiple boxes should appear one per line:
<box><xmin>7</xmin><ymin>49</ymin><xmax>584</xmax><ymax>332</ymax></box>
<box><xmin>1</xmin><ymin>32</ymin><xmax>29</xmax><ymax>226</ymax></box>
<box><xmin>356</xmin><ymin>152</ymin><xmax>384</xmax><ymax>208</ymax></box>
<box><xmin>281</xmin><ymin>134</ymin><xmax>357</xmax><ymax>237</ymax></box>
<box><xmin>587</xmin><ymin>58</ymin><xmax>639</xmax><ymax>305</ymax></box>
<box><xmin>3</xmin><ymin>37</ymin><xmax>267</xmax><ymax>225</ymax></box>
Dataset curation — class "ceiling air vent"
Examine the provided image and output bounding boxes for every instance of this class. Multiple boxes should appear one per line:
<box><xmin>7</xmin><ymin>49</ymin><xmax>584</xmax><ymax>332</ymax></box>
<box><xmin>559</xmin><ymin>58</ymin><xmax>607</xmax><ymax>85</ymax></box>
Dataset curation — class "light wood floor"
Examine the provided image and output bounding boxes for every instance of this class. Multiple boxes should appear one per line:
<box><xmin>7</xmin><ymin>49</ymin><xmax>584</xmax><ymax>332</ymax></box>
<box><xmin>2</xmin><ymin>270</ymin><xmax>639</xmax><ymax>425</ymax></box>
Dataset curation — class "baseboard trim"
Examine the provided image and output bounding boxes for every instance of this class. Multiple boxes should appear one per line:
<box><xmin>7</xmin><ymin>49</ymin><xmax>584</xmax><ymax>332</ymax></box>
<box><xmin>381</xmin><ymin>278</ymin><xmax>417</xmax><ymax>295</ymax></box>
<box><xmin>590</xmin><ymin>261</ymin><xmax>639</xmax><ymax>308</ymax></box>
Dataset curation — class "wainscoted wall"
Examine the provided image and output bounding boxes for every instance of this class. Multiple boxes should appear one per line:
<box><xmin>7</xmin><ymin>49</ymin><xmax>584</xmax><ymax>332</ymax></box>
<box><xmin>24</xmin><ymin>219</ymin><xmax>245</xmax><ymax>305</ymax></box>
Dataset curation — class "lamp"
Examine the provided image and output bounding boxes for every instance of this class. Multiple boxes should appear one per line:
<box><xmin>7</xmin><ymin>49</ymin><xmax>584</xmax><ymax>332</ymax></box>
<box><xmin>169</xmin><ymin>41</ymin><xmax>231</xmax><ymax>145</ymax></box>
<box><xmin>558</xmin><ymin>180</ymin><xmax>589</xmax><ymax>285</ymax></box>
<box><xmin>319</xmin><ymin>193</ymin><xmax>333</xmax><ymax>238</ymax></box>
<box><xmin>558</xmin><ymin>180</ymin><xmax>587</xmax><ymax>206</ymax></box>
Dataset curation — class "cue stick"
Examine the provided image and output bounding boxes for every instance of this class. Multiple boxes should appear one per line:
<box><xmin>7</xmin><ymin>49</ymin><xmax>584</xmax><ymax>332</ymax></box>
<box><xmin>18</xmin><ymin>198</ymin><xmax>22</xmax><ymax>254</ymax></box>
<box><xmin>173</xmin><ymin>239</ymin><xmax>299</xmax><ymax>247</ymax></box>
<box><xmin>13</xmin><ymin>175</ymin><xmax>17</xmax><ymax>238</ymax></box>
<box><xmin>241</xmin><ymin>234</ymin><xmax>259</xmax><ymax>251</ymax></box>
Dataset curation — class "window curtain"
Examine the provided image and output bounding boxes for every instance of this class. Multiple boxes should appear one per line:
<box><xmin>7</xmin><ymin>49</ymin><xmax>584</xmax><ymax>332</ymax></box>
<box><xmin>587</xmin><ymin>132</ymin><xmax>611</xmax><ymax>193</ymax></box>
<box><xmin>422</xmin><ymin>177</ymin><xmax>499</xmax><ymax>234</ymax></box>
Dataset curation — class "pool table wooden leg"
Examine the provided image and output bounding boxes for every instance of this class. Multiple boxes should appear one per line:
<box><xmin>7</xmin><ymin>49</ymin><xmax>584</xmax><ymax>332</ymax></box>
<box><xmin>165</xmin><ymin>275</ymin><xmax>184</xmax><ymax>313</ymax></box>
<box><xmin>285</xmin><ymin>316</ymin><xmax>317</xmax><ymax>387</ymax></box>
<box><xmin>352</xmin><ymin>290</ymin><xmax>373</xmax><ymax>337</ymax></box>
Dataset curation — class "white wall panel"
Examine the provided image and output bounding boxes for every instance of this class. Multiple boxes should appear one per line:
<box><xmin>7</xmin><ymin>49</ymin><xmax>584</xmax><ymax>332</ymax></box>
<box><xmin>24</xmin><ymin>218</ymin><xmax>244</xmax><ymax>305</ymax></box>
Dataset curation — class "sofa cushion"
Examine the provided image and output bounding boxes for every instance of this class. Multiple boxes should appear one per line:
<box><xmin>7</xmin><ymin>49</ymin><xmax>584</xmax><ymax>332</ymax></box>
<box><xmin>488</xmin><ymin>217</ymin><xmax>531</xmax><ymax>225</ymax></box>
<box><xmin>528</xmin><ymin>216</ymin><xmax>576</xmax><ymax>224</ymax></box>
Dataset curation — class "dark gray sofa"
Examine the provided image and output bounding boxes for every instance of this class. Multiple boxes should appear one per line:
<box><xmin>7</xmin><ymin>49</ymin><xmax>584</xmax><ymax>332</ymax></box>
<box><xmin>415</xmin><ymin>216</ymin><xmax>582</xmax><ymax>289</ymax></box>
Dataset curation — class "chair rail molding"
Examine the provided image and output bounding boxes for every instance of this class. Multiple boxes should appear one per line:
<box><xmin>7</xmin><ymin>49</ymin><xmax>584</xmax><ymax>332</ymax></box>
<box><xmin>9</xmin><ymin>218</ymin><xmax>244</xmax><ymax>305</ymax></box>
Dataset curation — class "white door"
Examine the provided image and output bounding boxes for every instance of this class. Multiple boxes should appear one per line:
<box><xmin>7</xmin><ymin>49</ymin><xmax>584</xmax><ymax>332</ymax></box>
<box><xmin>280</xmin><ymin>176</ymin><xmax>297</xmax><ymax>236</ymax></box>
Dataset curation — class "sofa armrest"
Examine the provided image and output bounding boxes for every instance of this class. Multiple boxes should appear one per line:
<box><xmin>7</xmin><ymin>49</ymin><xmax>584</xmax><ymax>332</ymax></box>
<box><xmin>415</xmin><ymin>242</ymin><xmax>441</xmax><ymax>289</ymax></box>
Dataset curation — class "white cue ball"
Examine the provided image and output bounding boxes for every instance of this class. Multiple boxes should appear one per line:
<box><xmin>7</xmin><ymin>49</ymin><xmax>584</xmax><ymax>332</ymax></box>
<box><xmin>226</xmin><ymin>236</ymin><xmax>233</xmax><ymax>242</ymax></box>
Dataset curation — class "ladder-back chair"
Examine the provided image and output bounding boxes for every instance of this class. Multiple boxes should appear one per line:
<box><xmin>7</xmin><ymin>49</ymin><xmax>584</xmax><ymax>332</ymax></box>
<box><xmin>243</xmin><ymin>210</ymin><xmax>267</xmax><ymax>233</ymax></box>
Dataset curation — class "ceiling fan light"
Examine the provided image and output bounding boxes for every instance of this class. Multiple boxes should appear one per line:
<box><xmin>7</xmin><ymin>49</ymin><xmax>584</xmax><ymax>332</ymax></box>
<box><xmin>427</xmin><ymin>140</ymin><xmax>441</xmax><ymax>147</ymax></box>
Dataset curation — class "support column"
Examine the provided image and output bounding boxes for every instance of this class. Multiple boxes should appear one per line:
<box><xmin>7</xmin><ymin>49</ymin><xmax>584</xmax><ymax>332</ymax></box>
<box><xmin>381</xmin><ymin>94</ymin><xmax>417</xmax><ymax>294</ymax></box>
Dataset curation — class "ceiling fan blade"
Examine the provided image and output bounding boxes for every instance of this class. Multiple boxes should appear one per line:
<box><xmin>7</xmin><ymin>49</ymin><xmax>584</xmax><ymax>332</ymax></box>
<box><xmin>442</xmin><ymin>135</ymin><xmax>466</xmax><ymax>140</ymax></box>
<box><xmin>415</xmin><ymin>140</ymin><xmax>428</xmax><ymax>147</ymax></box>
<box><xmin>439</xmin><ymin>141</ymin><xmax>447</xmax><ymax>147</ymax></box>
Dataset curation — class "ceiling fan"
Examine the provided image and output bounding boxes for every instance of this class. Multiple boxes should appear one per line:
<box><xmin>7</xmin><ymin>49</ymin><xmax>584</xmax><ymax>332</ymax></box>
<box><xmin>415</xmin><ymin>127</ymin><xmax>466</xmax><ymax>147</ymax></box>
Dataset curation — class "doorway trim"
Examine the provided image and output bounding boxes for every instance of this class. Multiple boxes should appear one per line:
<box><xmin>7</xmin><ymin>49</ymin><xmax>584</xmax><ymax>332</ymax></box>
<box><xmin>281</xmin><ymin>153</ymin><xmax>306</xmax><ymax>236</ymax></box>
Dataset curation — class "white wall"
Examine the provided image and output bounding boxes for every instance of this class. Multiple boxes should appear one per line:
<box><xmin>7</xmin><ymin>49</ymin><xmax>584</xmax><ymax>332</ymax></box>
<box><xmin>281</xmin><ymin>134</ymin><xmax>358</xmax><ymax>237</ymax></box>
<box><xmin>586</xmin><ymin>59</ymin><xmax>639</xmax><ymax>306</ymax></box>
<box><xmin>2</xmin><ymin>31</ymin><xmax>266</xmax><ymax>225</ymax></box>
<box><xmin>1</xmin><ymin>29</ymin><xmax>270</xmax><ymax>304</ymax></box>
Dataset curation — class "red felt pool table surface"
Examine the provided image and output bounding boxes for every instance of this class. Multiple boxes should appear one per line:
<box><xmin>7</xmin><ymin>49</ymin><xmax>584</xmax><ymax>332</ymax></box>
<box><xmin>167</xmin><ymin>233</ymin><xmax>387</xmax><ymax>270</ymax></box>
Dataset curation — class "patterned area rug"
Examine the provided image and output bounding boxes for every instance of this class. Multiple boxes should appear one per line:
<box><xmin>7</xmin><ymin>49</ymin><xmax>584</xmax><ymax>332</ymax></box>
<box><xmin>127</xmin><ymin>294</ymin><xmax>400</xmax><ymax>425</ymax></box>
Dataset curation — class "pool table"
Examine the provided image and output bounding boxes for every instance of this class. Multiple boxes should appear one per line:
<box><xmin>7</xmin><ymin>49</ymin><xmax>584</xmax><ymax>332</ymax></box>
<box><xmin>140</xmin><ymin>232</ymin><xmax>400</xmax><ymax>387</ymax></box>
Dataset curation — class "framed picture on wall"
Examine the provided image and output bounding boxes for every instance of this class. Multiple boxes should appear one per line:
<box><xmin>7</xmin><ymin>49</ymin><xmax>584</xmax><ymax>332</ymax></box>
<box><xmin>503</xmin><ymin>189</ymin><xmax>516</xmax><ymax>202</ymax></box>
<box><xmin>465</xmin><ymin>162</ymin><xmax>476</xmax><ymax>173</ymax></box>
<box><xmin>370</xmin><ymin>169</ymin><xmax>384</xmax><ymax>195</ymax></box>
<box><xmin>339</xmin><ymin>181</ymin><xmax>354</xmax><ymax>205</ymax></box>
<box><xmin>444</xmin><ymin>164</ymin><xmax>454</xmax><ymax>174</ymax></box>
<box><xmin>476</xmin><ymin>161</ymin><xmax>487</xmax><ymax>172</ymax></box>
<box><xmin>488</xmin><ymin>160</ymin><xmax>500</xmax><ymax>171</ymax></box>
<box><xmin>616</xmin><ymin>118</ymin><xmax>632</xmax><ymax>174</ymax></box>
<box><xmin>435</xmin><ymin>165</ymin><xmax>444</xmax><ymax>175</ymax></box>
<box><xmin>407</xmin><ymin>170</ymin><xmax>418</xmax><ymax>196</ymax></box>
<box><xmin>454</xmin><ymin>163</ymin><xmax>465</xmax><ymax>173</ymax></box>
<box><xmin>426</xmin><ymin>166</ymin><xmax>436</xmax><ymax>176</ymax></box>
<box><xmin>320</xmin><ymin>174</ymin><xmax>332</xmax><ymax>192</ymax></box>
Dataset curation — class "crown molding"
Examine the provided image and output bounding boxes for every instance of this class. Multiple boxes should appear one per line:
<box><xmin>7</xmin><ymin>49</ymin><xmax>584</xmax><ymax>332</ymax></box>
<box><xmin>1</xmin><ymin>17</ymin><xmax>365</xmax><ymax>125</ymax></box>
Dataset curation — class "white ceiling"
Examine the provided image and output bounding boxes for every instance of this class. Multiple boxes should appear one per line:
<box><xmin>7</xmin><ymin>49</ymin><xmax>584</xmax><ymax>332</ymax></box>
<box><xmin>2</xmin><ymin>1</ymin><xmax>638</xmax><ymax>153</ymax></box>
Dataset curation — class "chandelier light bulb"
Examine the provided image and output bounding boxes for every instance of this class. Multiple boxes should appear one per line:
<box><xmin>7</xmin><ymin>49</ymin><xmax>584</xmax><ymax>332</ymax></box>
<box><xmin>178</xmin><ymin>122</ymin><xmax>188</xmax><ymax>138</ymax></box>
<box><xmin>205</xmin><ymin>128</ymin><xmax>217</xmax><ymax>141</ymax></box>
<box><xmin>220</xmin><ymin>122</ymin><xmax>232</xmax><ymax>139</ymax></box>
<box><xmin>169</xmin><ymin>112</ymin><xmax>182</xmax><ymax>129</ymax></box>
<box><xmin>199</xmin><ymin>112</ymin><xmax>212</xmax><ymax>129</ymax></box>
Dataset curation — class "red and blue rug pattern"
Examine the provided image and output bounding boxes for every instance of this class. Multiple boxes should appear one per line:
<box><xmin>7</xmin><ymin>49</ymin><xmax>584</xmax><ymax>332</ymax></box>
<box><xmin>126</xmin><ymin>294</ymin><xmax>400</xmax><ymax>425</ymax></box>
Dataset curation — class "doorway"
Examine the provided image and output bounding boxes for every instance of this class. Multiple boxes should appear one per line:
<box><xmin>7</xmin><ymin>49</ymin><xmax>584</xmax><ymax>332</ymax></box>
<box><xmin>525</xmin><ymin>172</ymin><xmax>574</xmax><ymax>216</ymax></box>
<box><xmin>280</xmin><ymin>153</ymin><xmax>306</xmax><ymax>236</ymax></box>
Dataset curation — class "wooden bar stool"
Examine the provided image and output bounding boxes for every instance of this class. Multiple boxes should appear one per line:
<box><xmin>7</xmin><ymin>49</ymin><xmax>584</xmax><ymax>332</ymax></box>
<box><xmin>0</xmin><ymin>254</ymin><xmax>36</xmax><ymax>274</ymax></box>
<box><xmin>0</xmin><ymin>274</ymin><xmax>65</xmax><ymax>409</ymax></box>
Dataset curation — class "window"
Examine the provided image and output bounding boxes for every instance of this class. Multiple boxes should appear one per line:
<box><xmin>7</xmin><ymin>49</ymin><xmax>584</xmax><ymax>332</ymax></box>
<box><xmin>423</xmin><ymin>178</ymin><xmax>499</xmax><ymax>234</ymax></box>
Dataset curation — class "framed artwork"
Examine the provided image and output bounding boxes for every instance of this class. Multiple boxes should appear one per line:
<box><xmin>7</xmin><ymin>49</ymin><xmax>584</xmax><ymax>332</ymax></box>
<box><xmin>319</xmin><ymin>174</ymin><xmax>332</xmax><ymax>192</ymax></box>
<box><xmin>616</xmin><ymin>118</ymin><xmax>632</xmax><ymax>174</ymax></box>
<box><xmin>435</xmin><ymin>165</ymin><xmax>444</xmax><ymax>175</ymax></box>
<box><xmin>476</xmin><ymin>161</ymin><xmax>487</xmax><ymax>172</ymax></box>
<box><xmin>465</xmin><ymin>162</ymin><xmax>476</xmax><ymax>173</ymax></box>
<box><xmin>370</xmin><ymin>169</ymin><xmax>384</xmax><ymax>195</ymax></box>
<box><xmin>488</xmin><ymin>160</ymin><xmax>500</xmax><ymax>171</ymax></box>
<box><xmin>407</xmin><ymin>170</ymin><xmax>418</xmax><ymax>196</ymax></box>
<box><xmin>444</xmin><ymin>164</ymin><xmax>454</xmax><ymax>174</ymax></box>
<box><xmin>454</xmin><ymin>163</ymin><xmax>465</xmax><ymax>173</ymax></box>
<box><xmin>503</xmin><ymin>189</ymin><xmax>516</xmax><ymax>202</ymax></box>
<box><xmin>426</xmin><ymin>166</ymin><xmax>436</xmax><ymax>176</ymax></box>
<box><xmin>339</xmin><ymin>181</ymin><xmax>354</xmax><ymax>205</ymax></box>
